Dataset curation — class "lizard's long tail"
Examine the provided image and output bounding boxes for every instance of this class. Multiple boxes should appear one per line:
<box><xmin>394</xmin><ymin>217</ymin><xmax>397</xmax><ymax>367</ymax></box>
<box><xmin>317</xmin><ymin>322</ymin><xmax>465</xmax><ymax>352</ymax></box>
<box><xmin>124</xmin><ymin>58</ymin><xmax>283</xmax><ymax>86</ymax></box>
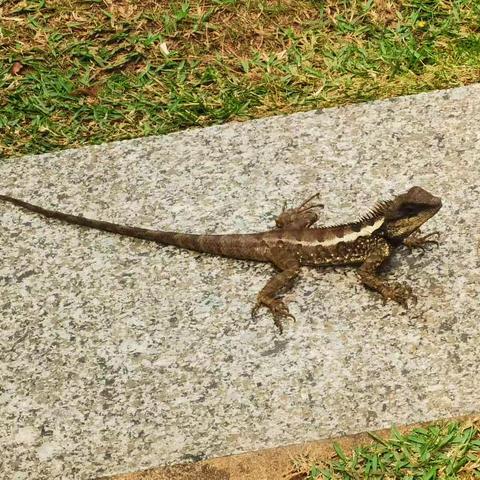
<box><xmin>0</xmin><ymin>195</ymin><xmax>267</xmax><ymax>261</ymax></box>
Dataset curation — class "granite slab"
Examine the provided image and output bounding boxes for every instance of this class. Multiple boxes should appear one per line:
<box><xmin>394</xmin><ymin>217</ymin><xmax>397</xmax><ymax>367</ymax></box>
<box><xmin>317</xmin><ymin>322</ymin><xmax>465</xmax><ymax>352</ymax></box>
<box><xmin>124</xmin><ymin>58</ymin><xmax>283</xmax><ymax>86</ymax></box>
<box><xmin>1</xmin><ymin>85</ymin><xmax>479</xmax><ymax>479</ymax></box>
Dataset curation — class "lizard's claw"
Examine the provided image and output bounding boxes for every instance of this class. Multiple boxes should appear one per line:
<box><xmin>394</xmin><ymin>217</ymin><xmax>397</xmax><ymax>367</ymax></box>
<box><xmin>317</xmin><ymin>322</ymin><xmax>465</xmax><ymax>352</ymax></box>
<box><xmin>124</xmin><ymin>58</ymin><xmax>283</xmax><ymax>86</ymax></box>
<box><xmin>270</xmin><ymin>300</ymin><xmax>296</xmax><ymax>333</ymax></box>
<box><xmin>404</xmin><ymin>231</ymin><xmax>440</xmax><ymax>252</ymax></box>
<box><xmin>251</xmin><ymin>299</ymin><xmax>295</xmax><ymax>333</ymax></box>
<box><xmin>381</xmin><ymin>282</ymin><xmax>417</xmax><ymax>308</ymax></box>
<box><xmin>276</xmin><ymin>193</ymin><xmax>324</xmax><ymax>229</ymax></box>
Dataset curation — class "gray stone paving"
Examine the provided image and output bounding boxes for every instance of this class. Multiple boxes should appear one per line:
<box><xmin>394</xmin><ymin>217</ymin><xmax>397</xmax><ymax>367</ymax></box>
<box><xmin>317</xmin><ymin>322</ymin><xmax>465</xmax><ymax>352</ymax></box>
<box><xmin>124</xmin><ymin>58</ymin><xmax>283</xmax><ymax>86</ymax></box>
<box><xmin>1</xmin><ymin>85</ymin><xmax>479</xmax><ymax>479</ymax></box>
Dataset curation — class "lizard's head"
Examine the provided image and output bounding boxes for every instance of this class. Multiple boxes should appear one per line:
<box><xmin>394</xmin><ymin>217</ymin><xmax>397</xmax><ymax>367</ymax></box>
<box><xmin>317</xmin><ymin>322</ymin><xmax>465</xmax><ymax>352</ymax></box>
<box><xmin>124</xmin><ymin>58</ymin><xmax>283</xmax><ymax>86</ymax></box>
<box><xmin>382</xmin><ymin>186</ymin><xmax>442</xmax><ymax>240</ymax></box>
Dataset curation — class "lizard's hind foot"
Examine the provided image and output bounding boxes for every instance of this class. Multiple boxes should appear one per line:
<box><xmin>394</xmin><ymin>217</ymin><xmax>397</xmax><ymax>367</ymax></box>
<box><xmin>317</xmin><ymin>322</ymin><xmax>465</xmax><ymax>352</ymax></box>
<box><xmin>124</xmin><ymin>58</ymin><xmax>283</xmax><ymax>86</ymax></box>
<box><xmin>380</xmin><ymin>281</ymin><xmax>417</xmax><ymax>308</ymax></box>
<box><xmin>252</xmin><ymin>298</ymin><xmax>296</xmax><ymax>334</ymax></box>
<box><xmin>275</xmin><ymin>192</ymin><xmax>324</xmax><ymax>230</ymax></box>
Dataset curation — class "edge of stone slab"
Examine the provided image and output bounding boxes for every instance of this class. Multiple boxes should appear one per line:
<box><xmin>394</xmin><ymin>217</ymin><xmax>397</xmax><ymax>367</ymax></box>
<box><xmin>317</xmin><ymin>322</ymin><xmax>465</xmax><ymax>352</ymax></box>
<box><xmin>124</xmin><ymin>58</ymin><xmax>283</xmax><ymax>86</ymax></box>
<box><xmin>99</xmin><ymin>414</ymin><xmax>480</xmax><ymax>480</ymax></box>
<box><xmin>2</xmin><ymin>83</ymin><xmax>478</xmax><ymax>162</ymax></box>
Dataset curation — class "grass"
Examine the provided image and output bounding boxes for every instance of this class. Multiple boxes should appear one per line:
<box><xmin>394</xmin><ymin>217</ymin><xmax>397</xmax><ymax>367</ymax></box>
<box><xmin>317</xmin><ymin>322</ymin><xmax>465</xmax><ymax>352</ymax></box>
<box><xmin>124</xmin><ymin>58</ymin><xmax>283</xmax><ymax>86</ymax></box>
<box><xmin>1</xmin><ymin>0</ymin><xmax>480</xmax><ymax>158</ymax></box>
<box><xmin>290</xmin><ymin>419</ymin><xmax>480</xmax><ymax>479</ymax></box>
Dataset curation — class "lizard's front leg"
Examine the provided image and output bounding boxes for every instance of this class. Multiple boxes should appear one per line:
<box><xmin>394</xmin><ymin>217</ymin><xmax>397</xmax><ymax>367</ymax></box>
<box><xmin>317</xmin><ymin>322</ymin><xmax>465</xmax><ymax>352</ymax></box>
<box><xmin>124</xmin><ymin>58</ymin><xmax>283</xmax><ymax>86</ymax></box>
<box><xmin>275</xmin><ymin>192</ymin><xmax>324</xmax><ymax>230</ymax></box>
<box><xmin>358</xmin><ymin>239</ymin><xmax>417</xmax><ymax>307</ymax></box>
<box><xmin>252</xmin><ymin>253</ymin><xmax>301</xmax><ymax>333</ymax></box>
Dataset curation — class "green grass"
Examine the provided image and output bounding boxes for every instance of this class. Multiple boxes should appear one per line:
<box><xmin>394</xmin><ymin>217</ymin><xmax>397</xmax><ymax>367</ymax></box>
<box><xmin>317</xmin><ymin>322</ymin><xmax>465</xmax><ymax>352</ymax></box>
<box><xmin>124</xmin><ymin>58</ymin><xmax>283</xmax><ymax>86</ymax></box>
<box><xmin>294</xmin><ymin>420</ymin><xmax>480</xmax><ymax>479</ymax></box>
<box><xmin>1</xmin><ymin>0</ymin><xmax>480</xmax><ymax>157</ymax></box>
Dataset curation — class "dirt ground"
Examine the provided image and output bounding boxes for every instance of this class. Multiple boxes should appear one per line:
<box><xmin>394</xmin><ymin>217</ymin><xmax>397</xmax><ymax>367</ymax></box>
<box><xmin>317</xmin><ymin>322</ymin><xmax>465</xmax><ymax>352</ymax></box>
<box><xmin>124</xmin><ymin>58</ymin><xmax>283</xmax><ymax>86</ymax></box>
<box><xmin>101</xmin><ymin>415</ymin><xmax>476</xmax><ymax>480</ymax></box>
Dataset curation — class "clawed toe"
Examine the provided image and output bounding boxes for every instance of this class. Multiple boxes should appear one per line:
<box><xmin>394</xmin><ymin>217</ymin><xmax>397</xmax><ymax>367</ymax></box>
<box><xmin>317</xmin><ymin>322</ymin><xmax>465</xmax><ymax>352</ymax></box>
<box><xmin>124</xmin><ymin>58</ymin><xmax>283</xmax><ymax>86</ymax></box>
<box><xmin>404</xmin><ymin>231</ymin><xmax>440</xmax><ymax>251</ymax></box>
<box><xmin>381</xmin><ymin>282</ymin><xmax>416</xmax><ymax>308</ymax></box>
<box><xmin>418</xmin><ymin>238</ymin><xmax>439</xmax><ymax>250</ymax></box>
<box><xmin>252</xmin><ymin>298</ymin><xmax>295</xmax><ymax>333</ymax></box>
<box><xmin>271</xmin><ymin>301</ymin><xmax>296</xmax><ymax>333</ymax></box>
<box><xmin>276</xmin><ymin>193</ymin><xmax>324</xmax><ymax>229</ymax></box>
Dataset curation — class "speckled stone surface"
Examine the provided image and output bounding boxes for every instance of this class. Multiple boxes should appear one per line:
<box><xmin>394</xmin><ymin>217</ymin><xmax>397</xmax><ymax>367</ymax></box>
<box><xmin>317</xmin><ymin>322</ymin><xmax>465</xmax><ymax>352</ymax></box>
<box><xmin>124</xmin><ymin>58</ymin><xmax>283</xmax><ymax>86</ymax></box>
<box><xmin>1</xmin><ymin>85</ymin><xmax>479</xmax><ymax>480</ymax></box>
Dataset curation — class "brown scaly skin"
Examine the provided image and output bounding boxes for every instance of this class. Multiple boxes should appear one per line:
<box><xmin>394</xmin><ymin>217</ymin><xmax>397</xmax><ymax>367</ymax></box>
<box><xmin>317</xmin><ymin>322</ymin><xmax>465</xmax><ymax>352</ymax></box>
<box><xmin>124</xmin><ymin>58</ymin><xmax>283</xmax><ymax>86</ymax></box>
<box><xmin>0</xmin><ymin>186</ymin><xmax>442</xmax><ymax>333</ymax></box>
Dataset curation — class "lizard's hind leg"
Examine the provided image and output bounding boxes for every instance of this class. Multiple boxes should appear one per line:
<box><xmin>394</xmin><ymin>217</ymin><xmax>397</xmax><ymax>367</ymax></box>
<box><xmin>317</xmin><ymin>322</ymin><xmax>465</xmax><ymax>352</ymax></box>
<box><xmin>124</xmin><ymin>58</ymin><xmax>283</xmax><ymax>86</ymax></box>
<box><xmin>275</xmin><ymin>192</ymin><xmax>324</xmax><ymax>230</ymax></box>
<box><xmin>252</xmin><ymin>253</ymin><xmax>301</xmax><ymax>333</ymax></box>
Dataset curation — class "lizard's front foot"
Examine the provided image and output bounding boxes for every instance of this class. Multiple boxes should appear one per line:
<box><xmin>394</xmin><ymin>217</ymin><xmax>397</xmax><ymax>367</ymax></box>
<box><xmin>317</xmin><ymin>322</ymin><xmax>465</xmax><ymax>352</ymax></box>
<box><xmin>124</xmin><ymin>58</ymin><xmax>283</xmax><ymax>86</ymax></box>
<box><xmin>404</xmin><ymin>231</ymin><xmax>440</xmax><ymax>251</ymax></box>
<box><xmin>252</xmin><ymin>297</ymin><xmax>295</xmax><ymax>334</ymax></box>
<box><xmin>380</xmin><ymin>282</ymin><xmax>417</xmax><ymax>308</ymax></box>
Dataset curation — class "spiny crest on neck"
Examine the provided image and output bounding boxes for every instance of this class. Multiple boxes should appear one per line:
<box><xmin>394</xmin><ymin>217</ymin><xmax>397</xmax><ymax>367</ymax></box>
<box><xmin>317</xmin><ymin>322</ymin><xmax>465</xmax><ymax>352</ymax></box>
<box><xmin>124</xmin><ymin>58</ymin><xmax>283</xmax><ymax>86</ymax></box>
<box><xmin>313</xmin><ymin>197</ymin><xmax>393</xmax><ymax>231</ymax></box>
<box><xmin>358</xmin><ymin>199</ymin><xmax>393</xmax><ymax>224</ymax></box>
<box><xmin>332</xmin><ymin>198</ymin><xmax>391</xmax><ymax>233</ymax></box>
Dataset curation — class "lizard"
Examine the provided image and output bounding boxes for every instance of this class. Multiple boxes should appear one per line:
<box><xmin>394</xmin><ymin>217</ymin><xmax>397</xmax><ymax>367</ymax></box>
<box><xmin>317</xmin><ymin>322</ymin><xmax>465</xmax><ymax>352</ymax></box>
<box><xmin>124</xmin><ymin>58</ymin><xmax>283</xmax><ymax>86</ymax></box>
<box><xmin>0</xmin><ymin>186</ymin><xmax>442</xmax><ymax>333</ymax></box>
